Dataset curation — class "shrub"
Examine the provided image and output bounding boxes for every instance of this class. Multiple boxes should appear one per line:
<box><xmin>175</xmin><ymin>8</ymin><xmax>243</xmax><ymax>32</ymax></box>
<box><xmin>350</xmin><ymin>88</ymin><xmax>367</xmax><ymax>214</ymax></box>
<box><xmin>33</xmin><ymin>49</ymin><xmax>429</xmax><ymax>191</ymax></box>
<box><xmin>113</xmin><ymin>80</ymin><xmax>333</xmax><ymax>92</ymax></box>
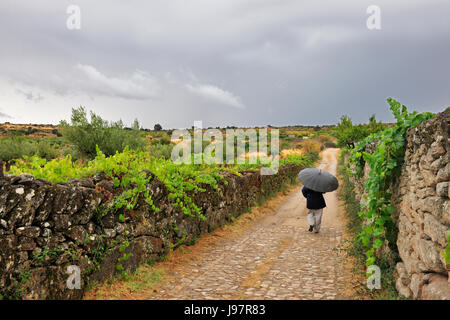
<box><xmin>334</xmin><ymin>116</ymin><xmax>368</xmax><ymax>147</ymax></box>
<box><xmin>147</xmin><ymin>143</ymin><xmax>173</xmax><ymax>160</ymax></box>
<box><xmin>0</xmin><ymin>136</ymin><xmax>34</xmax><ymax>162</ymax></box>
<box><xmin>35</xmin><ymin>140</ymin><xmax>60</xmax><ymax>160</ymax></box>
<box><xmin>0</xmin><ymin>136</ymin><xmax>60</xmax><ymax>163</ymax></box>
<box><xmin>51</xmin><ymin>129</ymin><xmax>62</xmax><ymax>137</ymax></box>
<box><xmin>281</xmin><ymin>141</ymin><xmax>290</xmax><ymax>149</ymax></box>
<box><xmin>334</xmin><ymin>114</ymin><xmax>387</xmax><ymax>147</ymax></box>
<box><xmin>59</xmin><ymin>107</ymin><xmax>145</xmax><ymax>159</ymax></box>
<box><xmin>317</xmin><ymin>135</ymin><xmax>333</xmax><ymax>143</ymax></box>
<box><xmin>150</xmin><ymin>137</ymin><xmax>171</xmax><ymax>145</ymax></box>
<box><xmin>25</xmin><ymin>127</ymin><xmax>38</xmax><ymax>135</ymax></box>
<box><xmin>299</xmin><ymin>139</ymin><xmax>321</xmax><ymax>154</ymax></box>
<box><xmin>0</xmin><ymin>135</ymin><xmax>60</xmax><ymax>162</ymax></box>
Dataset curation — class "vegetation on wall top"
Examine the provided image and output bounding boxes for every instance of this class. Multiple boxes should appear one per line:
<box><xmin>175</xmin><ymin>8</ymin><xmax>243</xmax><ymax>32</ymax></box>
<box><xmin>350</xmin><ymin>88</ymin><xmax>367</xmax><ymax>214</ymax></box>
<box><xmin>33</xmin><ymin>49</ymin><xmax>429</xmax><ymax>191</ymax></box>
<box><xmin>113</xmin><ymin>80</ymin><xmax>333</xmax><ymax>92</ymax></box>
<box><xmin>347</xmin><ymin>98</ymin><xmax>435</xmax><ymax>267</ymax></box>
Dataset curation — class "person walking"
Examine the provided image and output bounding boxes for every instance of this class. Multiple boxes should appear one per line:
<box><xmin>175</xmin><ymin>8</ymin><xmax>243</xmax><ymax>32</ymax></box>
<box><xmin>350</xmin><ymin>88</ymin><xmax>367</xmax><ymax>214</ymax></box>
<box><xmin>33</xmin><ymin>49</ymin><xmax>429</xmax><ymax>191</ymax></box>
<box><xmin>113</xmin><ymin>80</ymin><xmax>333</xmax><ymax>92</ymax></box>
<box><xmin>301</xmin><ymin>186</ymin><xmax>326</xmax><ymax>233</ymax></box>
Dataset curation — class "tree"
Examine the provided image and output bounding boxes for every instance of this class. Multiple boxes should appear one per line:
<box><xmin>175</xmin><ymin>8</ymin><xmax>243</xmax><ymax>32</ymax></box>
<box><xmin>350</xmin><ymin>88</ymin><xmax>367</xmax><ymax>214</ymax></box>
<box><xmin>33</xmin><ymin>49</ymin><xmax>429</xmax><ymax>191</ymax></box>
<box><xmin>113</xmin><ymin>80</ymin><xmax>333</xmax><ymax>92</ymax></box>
<box><xmin>368</xmin><ymin>114</ymin><xmax>385</xmax><ymax>134</ymax></box>
<box><xmin>132</xmin><ymin>118</ymin><xmax>141</xmax><ymax>131</ymax></box>
<box><xmin>154</xmin><ymin>123</ymin><xmax>162</xmax><ymax>131</ymax></box>
<box><xmin>334</xmin><ymin>114</ymin><xmax>387</xmax><ymax>148</ymax></box>
<box><xmin>335</xmin><ymin>115</ymin><xmax>368</xmax><ymax>148</ymax></box>
<box><xmin>59</xmin><ymin>106</ymin><xmax>145</xmax><ymax>159</ymax></box>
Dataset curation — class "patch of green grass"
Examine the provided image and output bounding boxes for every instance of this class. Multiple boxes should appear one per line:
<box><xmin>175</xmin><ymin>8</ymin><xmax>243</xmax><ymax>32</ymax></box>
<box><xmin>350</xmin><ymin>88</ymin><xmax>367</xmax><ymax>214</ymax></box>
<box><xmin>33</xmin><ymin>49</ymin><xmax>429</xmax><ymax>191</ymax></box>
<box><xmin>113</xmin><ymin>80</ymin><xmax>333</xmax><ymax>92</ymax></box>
<box><xmin>125</xmin><ymin>268</ymin><xmax>164</xmax><ymax>292</ymax></box>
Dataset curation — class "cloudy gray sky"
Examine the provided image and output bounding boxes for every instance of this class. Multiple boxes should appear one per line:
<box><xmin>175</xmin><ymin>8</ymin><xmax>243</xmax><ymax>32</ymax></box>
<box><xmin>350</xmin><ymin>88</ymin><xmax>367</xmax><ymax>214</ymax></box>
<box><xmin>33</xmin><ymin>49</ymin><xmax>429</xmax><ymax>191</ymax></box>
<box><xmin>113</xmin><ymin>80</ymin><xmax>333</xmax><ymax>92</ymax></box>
<box><xmin>0</xmin><ymin>0</ymin><xmax>449</xmax><ymax>129</ymax></box>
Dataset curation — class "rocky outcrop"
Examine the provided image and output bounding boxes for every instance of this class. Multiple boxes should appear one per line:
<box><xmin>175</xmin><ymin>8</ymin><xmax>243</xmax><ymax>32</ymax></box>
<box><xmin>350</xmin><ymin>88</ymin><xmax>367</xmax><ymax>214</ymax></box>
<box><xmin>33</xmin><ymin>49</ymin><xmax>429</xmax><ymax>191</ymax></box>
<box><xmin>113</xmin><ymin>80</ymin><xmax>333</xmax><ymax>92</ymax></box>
<box><xmin>349</xmin><ymin>107</ymin><xmax>449</xmax><ymax>300</ymax></box>
<box><xmin>0</xmin><ymin>163</ymin><xmax>301</xmax><ymax>299</ymax></box>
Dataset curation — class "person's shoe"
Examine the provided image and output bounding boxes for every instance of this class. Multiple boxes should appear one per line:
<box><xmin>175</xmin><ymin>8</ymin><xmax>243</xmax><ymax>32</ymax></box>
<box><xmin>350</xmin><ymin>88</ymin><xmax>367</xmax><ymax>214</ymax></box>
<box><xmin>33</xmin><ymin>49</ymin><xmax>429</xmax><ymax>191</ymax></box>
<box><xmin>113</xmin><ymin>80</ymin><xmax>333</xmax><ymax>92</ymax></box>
<box><xmin>314</xmin><ymin>230</ymin><xmax>319</xmax><ymax>234</ymax></box>
<box><xmin>308</xmin><ymin>225</ymin><xmax>314</xmax><ymax>232</ymax></box>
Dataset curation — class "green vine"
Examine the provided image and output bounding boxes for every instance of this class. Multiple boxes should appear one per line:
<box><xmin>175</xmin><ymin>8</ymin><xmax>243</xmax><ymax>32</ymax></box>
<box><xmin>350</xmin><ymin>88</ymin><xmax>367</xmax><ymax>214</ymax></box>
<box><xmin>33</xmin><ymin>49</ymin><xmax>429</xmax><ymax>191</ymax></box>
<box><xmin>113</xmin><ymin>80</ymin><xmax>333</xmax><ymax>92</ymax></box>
<box><xmin>442</xmin><ymin>231</ymin><xmax>450</xmax><ymax>266</ymax></box>
<box><xmin>348</xmin><ymin>98</ymin><xmax>434</xmax><ymax>267</ymax></box>
<box><xmin>9</xmin><ymin>145</ymin><xmax>316</xmax><ymax>221</ymax></box>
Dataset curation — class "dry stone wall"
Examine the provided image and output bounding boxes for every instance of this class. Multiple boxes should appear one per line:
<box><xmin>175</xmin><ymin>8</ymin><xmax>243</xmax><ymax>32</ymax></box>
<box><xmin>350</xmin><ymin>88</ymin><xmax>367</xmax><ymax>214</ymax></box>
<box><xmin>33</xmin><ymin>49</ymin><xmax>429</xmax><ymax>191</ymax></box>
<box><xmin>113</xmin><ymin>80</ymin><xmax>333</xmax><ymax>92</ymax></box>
<box><xmin>0</xmin><ymin>163</ymin><xmax>301</xmax><ymax>299</ymax></box>
<box><xmin>351</xmin><ymin>107</ymin><xmax>449</xmax><ymax>300</ymax></box>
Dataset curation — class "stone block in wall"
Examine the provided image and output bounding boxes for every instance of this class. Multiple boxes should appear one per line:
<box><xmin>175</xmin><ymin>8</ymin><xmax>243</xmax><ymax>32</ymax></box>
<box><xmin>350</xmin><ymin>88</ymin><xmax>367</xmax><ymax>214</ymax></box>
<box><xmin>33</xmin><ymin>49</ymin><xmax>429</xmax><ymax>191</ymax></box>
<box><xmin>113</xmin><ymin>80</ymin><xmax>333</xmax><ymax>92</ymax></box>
<box><xmin>420</xmin><ymin>196</ymin><xmax>445</xmax><ymax>220</ymax></box>
<box><xmin>428</xmin><ymin>140</ymin><xmax>446</xmax><ymax>160</ymax></box>
<box><xmin>17</xmin><ymin>265</ymin><xmax>83</xmax><ymax>300</ymax></box>
<box><xmin>86</xmin><ymin>236</ymin><xmax>157</xmax><ymax>289</ymax></box>
<box><xmin>16</xmin><ymin>226</ymin><xmax>41</xmax><ymax>238</ymax></box>
<box><xmin>416</xmin><ymin>238</ymin><xmax>446</xmax><ymax>273</ymax></box>
<box><xmin>52</xmin><ymin>184</ymin><xmax>73</xmax><ymax>215</ymax></box>
<box><xmin>415</xmin><ymin>187</ymin><xmax>435</xmax><ymax>200</ymax></box>
<box><xmin>395</xmin><ymin>262</ymin><xmax>410</xmax><ymax>286</ymax></box>
<box><xmin>64</xmin><ymin>225</ymin><xmax>88</xmax><ymax>243</ymax></box>
<box><xmin>2</xmin><ymin>186</ymin><xmax>44</xmax><ymax>229</ymax></box>
<box><xmin>419</xmin><ymin>155</ymin><xmax>433</xmax><ymax>172</ymax></box>
<box><xmin>34</xmin><ymin>187</ymin><xmax>56</xmax><ymax>222</ymax></box>
<box><xmin>398</xmin><ymin>213</ymin><xmax>418</xmax><ymax>236</ymax></box>
<box><xmin>436</xmin><ymin>182</ymin><xmax>449</xmax><ymax>198</ymax></box>
<box><xmin>53</xmin><ymin>214</ymin><xmax>72</xmax><ymax>231</ymax></box>
<box><xmin>396</xmin><ymin>279</ymin><xmax>412</xmax><ymax>298</ymax></box>
<box><xmin>421</xmin><ymin>274</ymin><xmax>450</xmax><ymax>300</ymax></box>
<box><xmin>398</xmin><ymin>237</ymin><xmax>422</xmax><ymax>275</ymax></box>
<box><xmin>410</xmin><ymin>273</ymin><xmax>425</xmax><ymax>299</ymax></box>
<box><xmin>17</xmin><ymin>237</ymin><xmax>37</xmax><ymax>251</ymax></box>
<box><xmin>423</xmin><ymin>213</ymin><xmax>448</xmax><ymax>247</ymax></box>
<box><xmin>420</xmin><ymin>170</ymin><xmax>439</xmax><ymax>189</ymax></box>
<box><xmin>436</xmin><ymin>163</ymin><xmax>449</xmax><ymax>184</ymax></box>
<box><xmin>443</xmin><ymin>200</ymin><xmax>450</xmax><ymax>226</ymax></box>
<box><xmin>430</xmin><ymin>156</ymin><xmax>444</xmax><ymax>174</ymax></box>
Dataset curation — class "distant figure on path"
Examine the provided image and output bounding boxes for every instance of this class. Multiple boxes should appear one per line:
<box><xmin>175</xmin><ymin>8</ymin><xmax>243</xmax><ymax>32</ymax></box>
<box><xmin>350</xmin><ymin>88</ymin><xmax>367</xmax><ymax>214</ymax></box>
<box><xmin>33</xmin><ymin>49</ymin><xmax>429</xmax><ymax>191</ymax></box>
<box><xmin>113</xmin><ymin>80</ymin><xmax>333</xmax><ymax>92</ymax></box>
<box><xmin>301</xmin><ymin>186</ymin><xmax>326</xmax><ymax>233</ymax></box>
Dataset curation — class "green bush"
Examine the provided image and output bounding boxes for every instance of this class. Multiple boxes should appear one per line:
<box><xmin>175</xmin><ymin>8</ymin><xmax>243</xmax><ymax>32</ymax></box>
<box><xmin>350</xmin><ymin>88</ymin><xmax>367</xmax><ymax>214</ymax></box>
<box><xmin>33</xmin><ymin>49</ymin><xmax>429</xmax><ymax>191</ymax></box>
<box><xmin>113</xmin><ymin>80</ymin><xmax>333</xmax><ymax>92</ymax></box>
<box><xmin>35</xmin><ymin>140</ymin><xmax>60</xmax><ymax>160</ymax></box>
<box><xmin>51</xmin><ymin>129</ymin><xmax>62</xmax><ymax>137</ymax></box>
<box><xmin>0</xmin><ymin>136</ymin><xmax>60</xmax><ymax>162</ymax></box>
<box><xmin>0</xmin><ymin>135</ymin><xmax>35</xmax><ymax>162</ymax></box>
<box><xmin>150</xmin><ymin>137</ymin><xmax>171</xmax><ymax>145</ymax></box>
<box><xmin>147</xmin><ymin>143</ymin><xmax>173</xmax><ymax>160</ymax></box>
<box><xmin>348</xmin><ymin>99</ymin><xmax>434</xmax><ymax>267</ymax></box>
<box><xmin>59</xmin><ymin>107</ymin><xmax>145</xmax><ymax>159</ymax></box>
<box><xmin>334</xmin><ymin>114</ymin><xmax>386</xmax><ymax>147</ymax></box>
<box><xmin>24</xmin><ymin>127</ymin><xmax>38</xmax><ymax>135</ymax></box>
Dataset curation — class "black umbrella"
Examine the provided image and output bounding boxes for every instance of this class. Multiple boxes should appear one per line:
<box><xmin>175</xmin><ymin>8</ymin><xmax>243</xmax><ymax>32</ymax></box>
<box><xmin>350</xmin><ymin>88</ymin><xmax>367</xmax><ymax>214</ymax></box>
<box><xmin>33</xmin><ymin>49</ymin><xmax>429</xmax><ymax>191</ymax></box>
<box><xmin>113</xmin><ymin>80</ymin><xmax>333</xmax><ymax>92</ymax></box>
<box><xmin>297</xmin><ymin>168</ymin><xmax>338</xmax><ymax>193</ymax></box>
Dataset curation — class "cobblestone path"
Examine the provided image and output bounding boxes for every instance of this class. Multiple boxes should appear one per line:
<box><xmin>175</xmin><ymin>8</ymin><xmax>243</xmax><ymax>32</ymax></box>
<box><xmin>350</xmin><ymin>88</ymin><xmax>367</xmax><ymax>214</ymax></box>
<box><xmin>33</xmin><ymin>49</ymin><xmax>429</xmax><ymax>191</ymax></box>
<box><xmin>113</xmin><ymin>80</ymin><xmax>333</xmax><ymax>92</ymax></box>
<box><xmin>149</xmin><ymin>148</ymin><xmax>353</xmax><ymax>300</ymax></box>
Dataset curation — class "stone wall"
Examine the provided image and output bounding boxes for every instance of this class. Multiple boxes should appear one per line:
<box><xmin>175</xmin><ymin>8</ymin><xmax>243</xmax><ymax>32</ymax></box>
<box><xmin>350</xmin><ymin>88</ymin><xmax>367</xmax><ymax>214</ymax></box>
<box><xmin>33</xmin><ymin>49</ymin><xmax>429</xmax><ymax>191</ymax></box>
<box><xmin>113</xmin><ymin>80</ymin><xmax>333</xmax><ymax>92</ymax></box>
<box><xmin>350</xmin><ymin>107</ymin><xmax>449</xmax><ymax>300</ymax></box>
<box><xmin>0</xmin><ymin>163</ymin><xmax>302</xmax><ymax>299</ymax></box>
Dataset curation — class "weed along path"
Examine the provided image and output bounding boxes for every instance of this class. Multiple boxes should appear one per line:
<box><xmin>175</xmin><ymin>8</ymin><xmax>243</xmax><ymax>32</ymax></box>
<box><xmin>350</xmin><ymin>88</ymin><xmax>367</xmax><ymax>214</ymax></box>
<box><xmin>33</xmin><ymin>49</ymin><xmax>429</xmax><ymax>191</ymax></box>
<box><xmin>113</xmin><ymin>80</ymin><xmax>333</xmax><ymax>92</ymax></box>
<box><xmin>85</xmin><ymin>148</ymin><xmax>354</xmax><ymax>300</ymax></box>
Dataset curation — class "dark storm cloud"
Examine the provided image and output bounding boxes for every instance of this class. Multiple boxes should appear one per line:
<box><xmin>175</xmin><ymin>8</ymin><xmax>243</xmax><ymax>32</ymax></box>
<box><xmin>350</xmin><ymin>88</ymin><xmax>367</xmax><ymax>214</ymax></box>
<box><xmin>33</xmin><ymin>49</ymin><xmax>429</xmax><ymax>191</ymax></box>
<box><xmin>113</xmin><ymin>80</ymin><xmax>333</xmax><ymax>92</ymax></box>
<box><xmin>0</xmin><ymin>0</ymin><xmax>449</xmax><ymax>128</ymax></box>
<box><xmin>15</xmin><ymin>89</ymin><xmax>44</xmax><ymax>103</ymax></box>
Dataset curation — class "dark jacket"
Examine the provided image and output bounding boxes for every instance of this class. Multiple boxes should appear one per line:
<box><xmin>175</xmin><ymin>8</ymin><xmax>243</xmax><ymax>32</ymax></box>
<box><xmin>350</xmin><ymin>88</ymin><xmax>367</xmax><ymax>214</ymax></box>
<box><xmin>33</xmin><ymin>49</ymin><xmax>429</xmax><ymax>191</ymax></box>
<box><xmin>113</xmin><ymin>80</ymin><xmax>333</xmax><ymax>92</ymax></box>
<box><xmin>302</xmin><ymin>186</ymin><xmax>326</xmax><ymax>209</ymax></box>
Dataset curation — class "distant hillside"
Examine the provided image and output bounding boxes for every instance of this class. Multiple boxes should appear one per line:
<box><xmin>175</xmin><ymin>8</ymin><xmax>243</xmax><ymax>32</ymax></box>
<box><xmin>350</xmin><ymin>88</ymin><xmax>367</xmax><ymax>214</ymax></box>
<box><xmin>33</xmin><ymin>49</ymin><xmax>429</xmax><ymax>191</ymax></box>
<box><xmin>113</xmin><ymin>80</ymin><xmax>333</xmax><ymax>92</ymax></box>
<box><xmin>0</xmin><ymin>122</ymin><xmax>60</xmax><ymax>138</ymax></box>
